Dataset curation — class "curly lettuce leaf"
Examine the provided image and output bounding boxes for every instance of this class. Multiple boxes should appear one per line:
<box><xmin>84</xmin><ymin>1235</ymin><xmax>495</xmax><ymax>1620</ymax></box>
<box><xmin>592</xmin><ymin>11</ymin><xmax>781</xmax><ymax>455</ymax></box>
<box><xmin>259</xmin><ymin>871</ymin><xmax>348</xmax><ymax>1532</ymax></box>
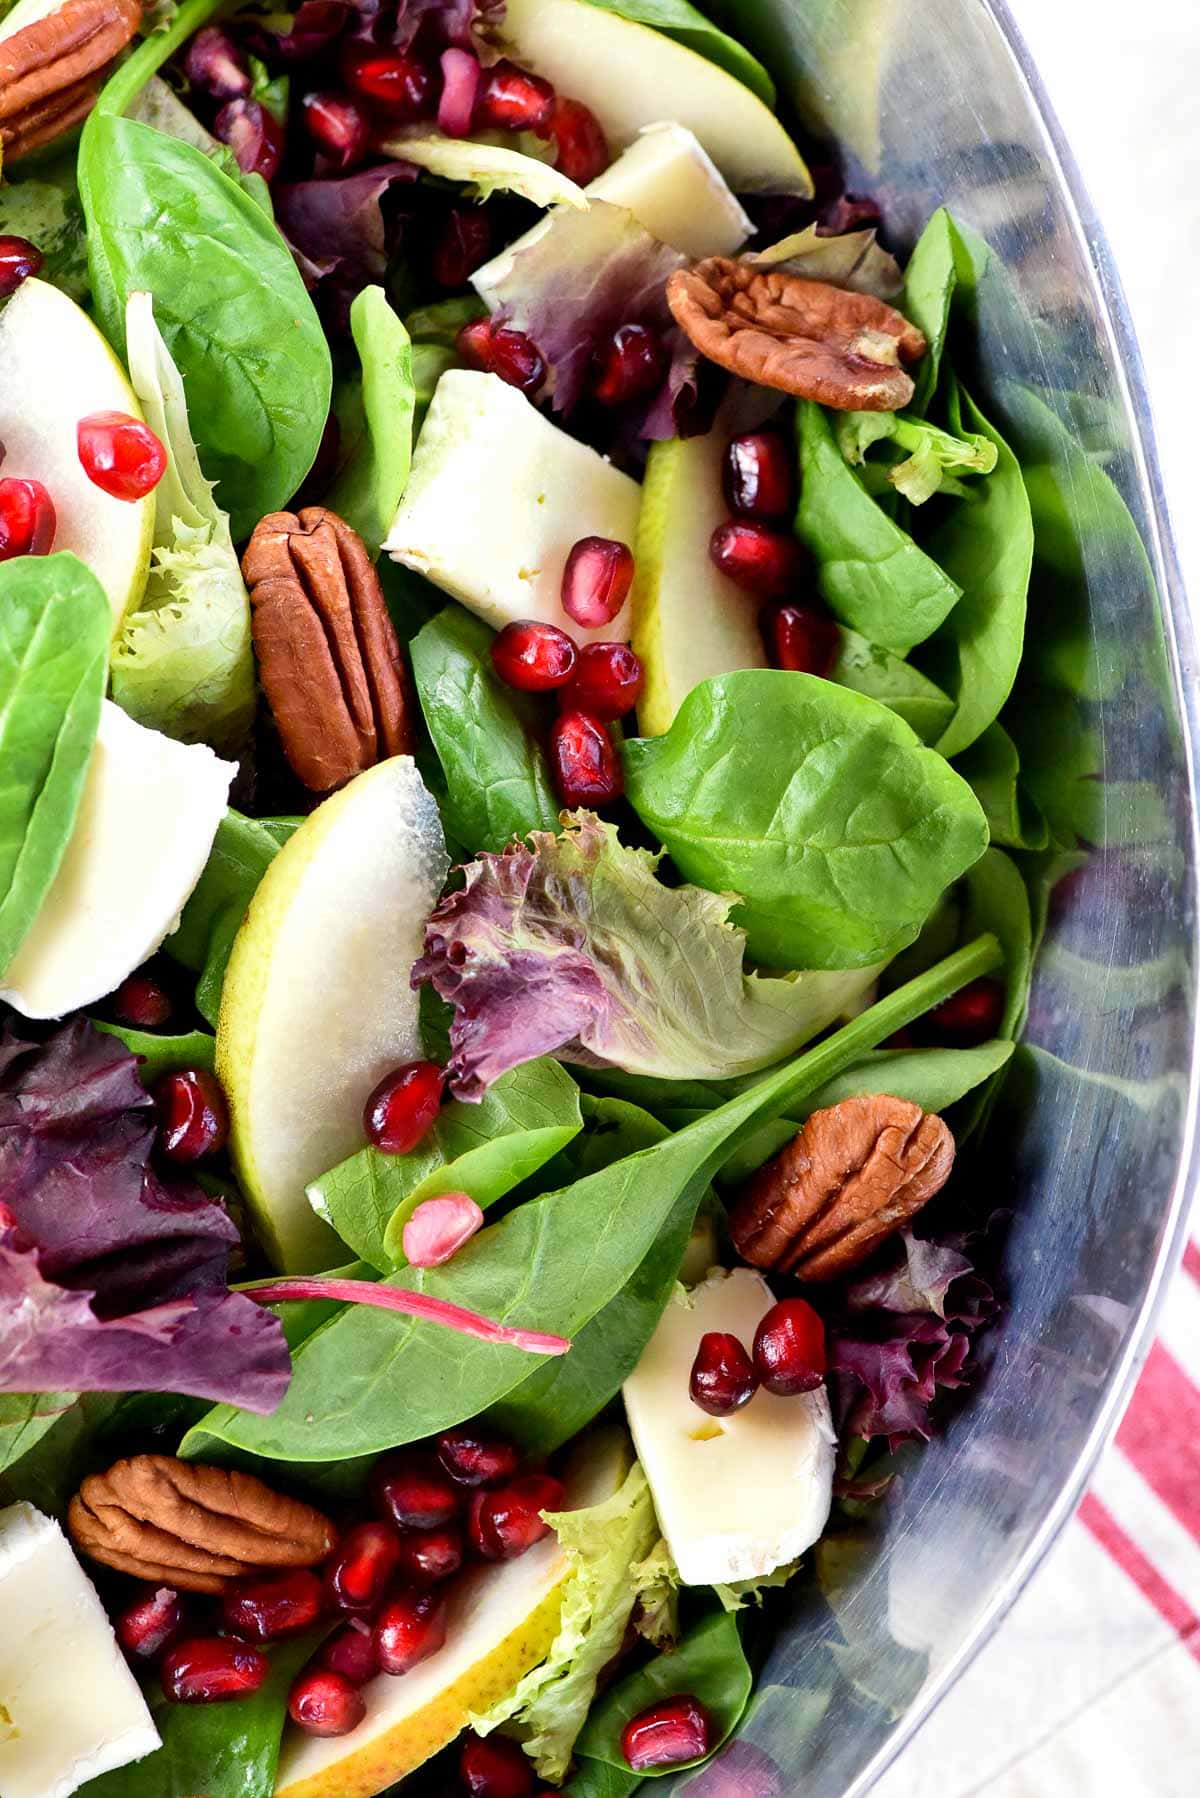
<box><xmin>413</xmin><ymin>813</ymin><xmax>884</xmax><ymax>1098</ymax></box>
<box><xmin>750</xmin><ymin>222</ymin><xmax>902</xmax><ymax>300</ymax></box>
<box><xmin>110</xmin><ymin>292</ymin><xmax>255</xmax><ymax>755</ymax></box>
<box><xmin>472</xmin><ymin>1457</ymin><xmax>660</xmax><ymax>1782</ymax></box>
<box><xmin>836</xmin><ymin>408</ymin><xmax>998</xmax><ymax>505</ymax></box>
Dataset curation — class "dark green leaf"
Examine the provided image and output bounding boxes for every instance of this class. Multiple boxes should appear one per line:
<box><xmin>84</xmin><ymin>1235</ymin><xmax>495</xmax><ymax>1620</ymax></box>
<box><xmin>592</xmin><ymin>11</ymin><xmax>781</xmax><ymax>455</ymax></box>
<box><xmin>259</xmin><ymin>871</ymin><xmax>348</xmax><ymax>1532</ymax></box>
<box><xmin>623</xmin><ymin>670</ymin><xmax>988</xmax><ymax>969</ymax></box>
<box><xmin>952</xmin><ymin>720</ymin><xmax>1047</xmax><ymax>850</ymax></box>
<box><xmin>166</xmin><ymin>810</ymin><xmax>282</xmax><ymax>1025</ymax></box>
<box><xmin>584</xmin><ymin>0</ymin><xmax>776</xmax><ymax>105</ymax></box>
<box><xmin>901</xmin><ymin>208</ymin><xmax>990</xmax><ymax>416</ymax></box>
<box><xmin>0</xmin><ymin>553</ymin><xmax>109</xmax><ymax>977</ymax></box>
<box><xmin>94</xmin><ymin>1024</ymin><xmax>216</xmax><ymax>1081</ymax></box>
<box><xmin>576</xmin><ymin>1611</ymin><xmax>752</xmax><ymax>1775</ymax></box>
<box><xmin>327</xmin><ymin>286</ymin><xmax>415</xmax><ymax>558</ymax></box>
<box><xmin>962</xmin><ymin>846</ymin><xmax>1032</xmax><ymax>1041</ymax></box>
<box><xmin>0</xmin><ymin>1392</ymin><xmax>78</xmax><ymax>1475</ymax></box>
<box><xmin>0</xmin><ymin>148</ymin><xmax>89</xmax><ymax>303</ymax></box>
<box><xmin>831</xmin><ymin>627</ymin><xmax>954</xmax><ymax>744</ymax></box>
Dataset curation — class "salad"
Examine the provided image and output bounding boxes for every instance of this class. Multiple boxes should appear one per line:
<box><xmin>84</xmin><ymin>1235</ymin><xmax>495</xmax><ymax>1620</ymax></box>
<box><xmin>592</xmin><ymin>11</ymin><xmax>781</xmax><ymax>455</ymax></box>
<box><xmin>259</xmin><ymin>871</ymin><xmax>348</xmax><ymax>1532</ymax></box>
<box><xmin>0</xmin><ymin>0</ymin><xmax>1041</xmax><ymax>1793</ymax></box>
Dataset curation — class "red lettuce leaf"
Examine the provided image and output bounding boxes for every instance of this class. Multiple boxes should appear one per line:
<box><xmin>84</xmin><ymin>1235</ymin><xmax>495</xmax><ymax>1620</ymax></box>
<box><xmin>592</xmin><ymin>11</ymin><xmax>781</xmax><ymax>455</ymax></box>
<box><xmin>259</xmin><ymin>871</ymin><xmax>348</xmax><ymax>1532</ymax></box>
<box><xmin>275</xmin><ymin>162</ymin><xmax>418</xmax><ymax>292</ymax></box>
<box><xmin>0</xmin><ymin>1023</ymin><xmax>289</xmax><ymax>1414</ymax></box>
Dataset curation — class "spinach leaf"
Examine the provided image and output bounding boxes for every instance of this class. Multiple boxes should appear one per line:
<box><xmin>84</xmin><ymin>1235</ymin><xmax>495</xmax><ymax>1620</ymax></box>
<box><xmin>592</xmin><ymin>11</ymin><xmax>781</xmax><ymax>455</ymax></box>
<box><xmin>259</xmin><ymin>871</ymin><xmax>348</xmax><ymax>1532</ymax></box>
<box><xmin>166</xmin><ymin>810</ymin><xmax>284</xmax><ymax>1025</ymax></box>
<box><xmin>0</xmin><ymin>147</ymin><xmax>89</xmax><ymax>303</ymax></box>
<box><xmin>78</xmin><ymin>115</ymin><xmax>331</xmax><ymax>542</ymax></box>
<box><xmin>901</xmin><ymin>208</ymin><xmax>989</xmax><ymax>416</ymax></box>
<box><xmin>410</xmin><ymin>607</ymin><xmax>560</xmax><ymax>855</ymax></box>
<box><xmin>327</xmin><ymin>286</ymin><xmax>416</xmax><ymax>558</ymax></box>
<box><xmin>915</xmin><ymin>384</ymin><xmax>1033</xmax><ymax>757</ymax></box>
<box><xmin>570</xmin><ymin>1760</ymin><xmax>643</xmax><ymax>1797</ymax></box>
<box><xmin>831</xmin><ymin>626</ymin><xmax>954</xmax><ymax>745</ymax></box>
<box><xmin>308</xmin><ymin>1057</ymin><xmax>584</xmax><ymax>1270</ymax></box>
<box><xmin>585</xmin><ymin>0</ymin><xmax>776</xmax><ymax>106</ymax></box>
<box><xmin>180</xmin><ymin>935</ymin><xmax>1001</xmax><ymax>1463</ymax></box>
<box><xmin>953</xmin><ymin>720</ymin><xmax>1047</xmax><ymax>851</ymax></box>
<box><xmin>963</xmin><ymin>846</ymin><xmax>1032</xmax><ymax>1041</ymax></box>
<box><xmin>0</xmin><ymin>1392</ymin><xmax>77</xmax><ymax>1475</ymax></box>
<box><xmin>0</xmin><ymin>1394</ymin><xmax>123</xmax><ymax>1515</ymax></box>
<box><xmin>623</xmin><ymin>670</ymin><xmax>988</xmax><ymax>970</ymax></box>
<box><xmin>576</xmin><ymin>1611</ymin><xmax>752</xmax><ymax>1775</ymax></box>
<box><xmin>0</xmin><ymin>554</ymin><xmax>109</xmax><ymax>979</ymax></box>
<box><xmin>94</xmin><ymin>1024</ymin><xmax>217</xmax><ymax>1082</ymax></box>
<box><xmin>795</xmin><ymin>401</ymin><xmax>963</xmax><ymax>655</ymax></box>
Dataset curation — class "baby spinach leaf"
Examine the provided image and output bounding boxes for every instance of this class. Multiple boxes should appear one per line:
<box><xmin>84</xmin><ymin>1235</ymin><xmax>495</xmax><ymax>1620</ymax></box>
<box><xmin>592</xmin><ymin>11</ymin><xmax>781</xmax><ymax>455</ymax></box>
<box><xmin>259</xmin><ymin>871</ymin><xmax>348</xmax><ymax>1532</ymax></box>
<box><xmin>623</xmin><ymin>670</ymin><xmax>988</xmax><ymax>970</ymax></box>
<box><xmin>915</xmin><ymin>385</ymin><xmax>1033</xmax><ymax>758</ymax></box>
<box><xmin>308</xmin><ymin>1057</ymin><xmax>584</xmax><ymax>1270</ymax></box>
<box><xmin>831</xmin><ymin>626</ymin><xmax>954</xmax><ymax>744</ymax></box>
<box><xmin>570</xmin><ymin>1760</ymin><xmax>643</xmax><ymax>1798</ymax></box>
<box><xmin>0</xmin><ymin>1392</ymin><xmax>77</xmax><ymax>1476</ymax></box>
<box><xmin>585</xmin><ymin>0</ymin><xmax>776</xmax><ymax>106</ymax></box>
<box><xmin>78</xmin><ymin>114</ymin><xmax>331</xmax><ymax>542</ymax></box>
<box><xmin>953</xmin><ymin>720</ymin><xmax>1047</xmax><ymax>850</ymax></box>
<box><xmin>576</xmin><ymin>1610</ymin><xmax>752</xmax><ymax>1775</ymax></box>
<box><xmin>94</xmin><ymin>1024</ymin><xmax>217</xmax><ymax>1082</ymax></box>
<box><xmin>901</xmin><ymin>208</ymin><xmax>989</xmax><ymax>416</ymax></box>
<box><xmin>410</xmin><ymin>607</ymin><xmax>560</xmax><ymax>854</ymax></box>
<box><xmin>180</xmin><ymin>935</ymin><xmax>1001</xmax><ymax>1463</ymax></box>
<box><xmin>166</xmin><ymin>810</ymin><xmax>283</xmax><ymax>1025</ymax></box>
<box><xmin>962</xmin><ymin>846</ymin><xmax>1032</xmax><ymax>1041</ymax></box>
<box><xmin>327</xmin><ymin>286</ymin><xmax>416</xmax><ymax>558</ymax></box>
<box><xmin>0</xmin><ymin>553</ymin><xmax>109</xmax><ymax>979</ymax></box>
<box><xmin>795</xmin><ymin>401</ymin><xmax>962</xmax><ymax>655</ymax></box>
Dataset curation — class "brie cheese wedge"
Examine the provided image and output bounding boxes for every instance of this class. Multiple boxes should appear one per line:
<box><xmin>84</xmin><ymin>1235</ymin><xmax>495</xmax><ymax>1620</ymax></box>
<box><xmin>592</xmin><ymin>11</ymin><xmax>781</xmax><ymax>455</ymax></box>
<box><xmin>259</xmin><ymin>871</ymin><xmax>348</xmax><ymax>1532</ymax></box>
<box><xmin>623</xmin><ymin>1267</ymin><xmax>836</xmax><ymax>1587</ymax></box>
<box><xmin>0</xmin><ymin>1502</ymin><xmax>160</xmax><ymax>1798</ymax></box>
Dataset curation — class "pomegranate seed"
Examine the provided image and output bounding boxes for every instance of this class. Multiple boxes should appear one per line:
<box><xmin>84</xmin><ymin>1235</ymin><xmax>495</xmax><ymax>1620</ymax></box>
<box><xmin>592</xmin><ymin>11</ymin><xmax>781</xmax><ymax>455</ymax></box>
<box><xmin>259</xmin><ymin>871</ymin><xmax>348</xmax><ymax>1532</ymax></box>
<box><xmin>213</xmin><ymin>98</ymin><xmax>285</xmax><ymax>183</ymax></box>
<box><xmin>491</xmin><ymin>620</ymin><xmax>577</xmax><ymax>693</ymax></box>
<box><xmin>689</xmin><ymin>1331</ymin><xmax>758</xmax><ymax>1417</ymax></box>
<box><xmin>402</xmin><ymin>1192</ymin><xmax>484</xmax><ymax>1267</ymax></box>
<box><xmin>0</xmin><ymin>234</ymin><xmax>42</xmax><ymax>298</ymax></box>
<box><xmin>343</xmin><ymin>45</ymin><xmax>436</xmax><ymax>117</ymax></box>
<box><xmin>456</xmin><ymin>318</ymin><xmax>546</xmax><ymax>395</ymax></box>
<box><xmin>0</xmin><ymin>477</ymin><xmax>56</xmax><ymax>559</ymax></box>
<box><xmin>392</xmin><ymin>1523</ymin><xmax>463</xmax><ymax>1583</ymax></box>
<box><xmin>920</xmin><ymin>976</ymin><xmax>1005</xmax><ymax>1046</ymax></box>
<box><xmin>460</xmin><ymin>1730</ymin><xmax>534</xmax><ymax>1796</ymax></box>
<box><xmin>710</xmin><ymin>520</ymin><xmax>805</xmax><ymax>599</ymax></box>
<box><xmin>182</xmin><ymin>25</ymin><xmax>250</xmax><ymax>100</ymax></box>
<box><xmin>317</xmin><ymin>1620</ymin><xmax>380</xmax><ymax>1686</ymax></box>
<box><xmin>622</xmin><ymin>1695</ymin><xmax>713</xmax><ymax>1771</ymax></box>
<box><xmin>153</xmin><ymin>1067</ymin><xmax>230</xmax><ymax>1163</ymax></box>
<box><xmin>113</xmin><ymin>971</ymin><xmax>172</xmax><ymax>1030</ymax></box>
<box><xmin>561</xmin><ymin>536</ymin><xmax>634</xmax><ymax>631</ymax></box>
<box><xmin>220</xmin><ymin>1569</ymin><xmax>324</xmax><ymax>1642</ymax></box>
<box><xmin>433</xmin><ymin>207</ymin><xmax>493</xmax><ymax>288</ymax></box>
<box><xmin>115</xmin><ymin>1585</ymin><xmax>186</xmax><ymax>1661</ymax></box>
<box><xmin>562</xmin><ymin>642</ymin><xmax>643</xmax><ymax>721</ymax></box>
<box><xmin>551</xmin><ymin>95</ymin><xmax>608</xmax><ymax>184</ymax></box>
<box><xmin>473</xmin><ymin>59</ymin><xmax>555</xmax><ymax>135</ymax></box>
<box><xmin>325</xmin><ymin>1521</ymin><xmax>402</xmax><ymax>1613</ymax></box>
<box><xmin>161</xmin><ymin>1635</ymin><xmax>269</xmax><ymax>1703</ymax></box>
<box><xmin>752</xmin><ymin>1297</ymin><xmax>827</xmax><ymax>1396</ymax></box>
<box><xmin>723</xmin><ymin>430</ymin><xmax>796</xmax><ymax>520</ymax></box>
<box><xmin>77</xmin><ymin>410</ymin><xmax>167</xmax><ymax>503</ymax></box>
<box><xmin>469</xmin><ymin>1473</ymin><xmax>563</xmax><ymax>1561</ymax></box>
<box><xmin>438</xmin><ymin>46</ymin><xmax>480</xmax><ymax>137</ymax></box>
<box><xmin>288</xmin><ymin>1667</ymin><xmax>366</xmax><ymax>1737</ymax></box>
<box><xmin>301</xmin><ymin>91</ymin><xmax>369</xmax><ymax>169</ymax></box>
<box><xmin>549</xmin><ymin>711</ymin><xmax>623</xmax><ymax>809</ymax></box>
<box><xmin>373</xmin><ymin>1587</ymin><xmax>447</xmax><ymax>1675</ymax></box>
<box><xmin>363</xmin><ymin>1060</ymin><xmax>443</xmax><ymax>1154</ymax></box>
<box><xmin>269</xmin><ymin>0</ymin><xmax>348</xmax><ymax>63</ymax></box>
<box><xmin>436</xmin><ymin>1426</ymin><xmax>519</xmax><ymax>1489</ymax></box>
<box><xmin>590</xmin><ymin>323</ymin><xmax>667</xmax><ymax>409</ymax></box>
<box><xmin>760</xmin><ymin>600</ymin><xmax>839</xmax><ymax>677</ymax></box>
<box><xmin>372</xmin><ymin>1449</ymin><xmax>461</xmax><ymax>1530</ymax></box>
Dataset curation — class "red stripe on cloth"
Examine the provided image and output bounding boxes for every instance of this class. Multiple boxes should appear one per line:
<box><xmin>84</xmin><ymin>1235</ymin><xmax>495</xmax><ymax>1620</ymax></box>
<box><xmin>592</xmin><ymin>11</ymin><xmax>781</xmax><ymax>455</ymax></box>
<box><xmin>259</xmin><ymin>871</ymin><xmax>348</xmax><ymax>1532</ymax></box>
<box><xmin>1184</xmin><ymin>1239</ymin><xmax>1200</xmax><ymax>1285</ymax></box>
<box><xmin>1116</xmin><ymin>1341</ymin><xmax>1200</xmax><ymax>1545</ymax></box>
<box><xmin>1079</xmin><ymin>1492</ymin><xmax>1200</xmax><ymax>1661</ymax></box>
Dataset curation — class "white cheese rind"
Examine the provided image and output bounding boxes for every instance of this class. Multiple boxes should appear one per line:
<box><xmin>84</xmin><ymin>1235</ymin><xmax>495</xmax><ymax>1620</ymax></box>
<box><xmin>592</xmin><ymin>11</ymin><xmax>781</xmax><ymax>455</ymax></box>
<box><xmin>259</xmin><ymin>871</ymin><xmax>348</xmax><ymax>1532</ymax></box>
<box><xmin>623</xmin><ymin>1267</ymin><xmax>836</xmax><ymax>1586</ymax></box>
<box><xmin>384</xmin><ymin>371</ymin><xmax>641</xmax><ymax>643</ymax></box>
<box><xmin>0</xmin><ymin>1502</ymin><xmax>160</xmax><ymax>1798</ymax></box>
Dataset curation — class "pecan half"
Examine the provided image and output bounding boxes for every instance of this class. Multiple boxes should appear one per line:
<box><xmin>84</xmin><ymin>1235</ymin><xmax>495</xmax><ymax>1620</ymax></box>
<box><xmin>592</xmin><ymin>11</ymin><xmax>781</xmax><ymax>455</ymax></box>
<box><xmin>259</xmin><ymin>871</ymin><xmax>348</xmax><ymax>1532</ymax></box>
<box><xmin>242</xmin><ymin>505</ymin><xmax>414</xmax><ymax>792</ymax></box>
<box><xmin>0</xmin><ymin>0</ymin><xmax>141</xmax><ymax>162</ymax></box>
<box><xmin>729</xmin><ymin>1094</ymin><xmax>955</xmax><ymax>1281</ymax></box>
<box><xmin>67</xmin><ymin>1455</ymin><xmax>336</xmax><ymax>1593</ymax></box>
<box><xmin>666</xmin><ymin>259</ymin><xmax>926</xmax><ymax>412</ymax></box>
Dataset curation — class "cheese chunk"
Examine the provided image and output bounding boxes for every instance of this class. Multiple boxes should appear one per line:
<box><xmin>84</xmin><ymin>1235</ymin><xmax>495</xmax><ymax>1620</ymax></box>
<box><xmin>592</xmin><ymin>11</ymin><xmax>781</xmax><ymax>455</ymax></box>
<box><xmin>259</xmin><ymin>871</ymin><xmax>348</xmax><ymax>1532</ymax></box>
<box><xmin>384</xmin><ymin>371</ymin><xmax>641</xmax><ymax>643</ymax></box>
<box><xmin>586</xmin><ymin>123</ymin><xmax>752</xmax><ymax>259</ymax></box>
<box><xmin>623</xmin><ymin>1268</ymin><xmax>835</xmax><ymax>1586</ymax></box>
<box><xmin>0</xmin><ymin>1503</ymin><xmax>160</xmax><ymax>1798</ymax></box>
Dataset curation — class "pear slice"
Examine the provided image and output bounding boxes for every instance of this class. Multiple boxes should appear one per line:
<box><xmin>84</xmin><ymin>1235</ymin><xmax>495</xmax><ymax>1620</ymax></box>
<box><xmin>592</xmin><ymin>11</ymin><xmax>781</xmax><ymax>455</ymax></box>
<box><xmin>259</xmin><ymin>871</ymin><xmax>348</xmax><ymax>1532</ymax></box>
<box><xmin>217</xmin><ymin>757</ymin><xmax>449</xmax><ymax>1273</ymax></box>
<box><xmin>275</xmin><ymin>1429</ymin><xmax>631</xmax><ymax>1798</ymax></box>
<box><xmin>0</xmin><ymin>279</ymin><xmax>155</xmax><ymax>633</ymax></box>
<box><xmin>499</xmin><ymin>0</ymin><xmax>811</xmax><ymax>195</ymax></box>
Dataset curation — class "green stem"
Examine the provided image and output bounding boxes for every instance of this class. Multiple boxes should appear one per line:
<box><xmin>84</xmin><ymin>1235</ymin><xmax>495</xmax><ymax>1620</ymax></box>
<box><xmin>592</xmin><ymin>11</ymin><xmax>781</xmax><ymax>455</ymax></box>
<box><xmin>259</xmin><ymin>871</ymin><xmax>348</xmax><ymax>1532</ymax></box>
<box><xmin>96</xmin><ymin>0</ymin><xmax>228</xmax><ymax>119</ymax></box>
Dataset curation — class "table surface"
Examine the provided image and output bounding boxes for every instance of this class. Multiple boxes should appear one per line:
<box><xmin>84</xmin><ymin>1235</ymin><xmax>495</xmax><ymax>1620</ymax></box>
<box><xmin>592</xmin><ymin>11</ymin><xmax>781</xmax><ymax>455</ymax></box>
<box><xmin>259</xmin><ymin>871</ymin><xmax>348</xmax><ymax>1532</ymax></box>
<box><xmin>876</xmin><ymin>4</ymin><xmax>1200</xmax><ymax>1793</ymax></box>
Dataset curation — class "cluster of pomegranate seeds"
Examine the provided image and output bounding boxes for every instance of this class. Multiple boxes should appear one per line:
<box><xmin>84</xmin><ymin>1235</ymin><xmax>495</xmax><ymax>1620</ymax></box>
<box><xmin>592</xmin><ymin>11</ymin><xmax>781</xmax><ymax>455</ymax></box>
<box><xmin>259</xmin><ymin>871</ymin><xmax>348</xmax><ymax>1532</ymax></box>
<box><xmin>221</xmin><ymin>1569</ymin><xmax>325</xmax><ymax>1641</ymax></box>
<box><xmin>433</xmin><ymin>207</ymin><xmax>494</xmax><ymax>288</ymax></box>
<box><xmin>689</xmin><ymin>1330</ymin><xmax>759</xmax><ymax>1417</ymax></box>
<box><xmin>550</xmin><ymin>709</ymin><xmax>624</xmax><ymax>808</ymax></box>
<box><xmin>919</xmin><ymin>975</ymin><xmax>1005</xmax><ymax>1046</ymax></box>
<box><xmin>77</xmin><ymin>410</ymin><xmax>167</xmax><ymax>503</ymax></box>
<box><xmin>113</xmin><ymin>970</ymin><xmax>173</xmax><ymax>1030</ymax></box>
<box><xmin>288</xmin><ymin>1667</ymin><xmax>367</xmax><ymax>1736</ymax></box>
<box><xmin>468</xmin><ymin>1472</ymin><xmax>564</xmax><ymax>1561</ymax></box>
<box><xmin>561</xmin><ymin>536</ymin><xmax>634</xmax><ymax>631</ymax></box>
<box><xmin>474</xmin><ymin>58</ymin><xmax>555</xmax><ymax>134</ymax></box>
<box><xmin>622</xmin><ymin>1695</ymin><xmax>714</xmax><ymax>1770</ymax></box>
<box><xmin>723</xmin><ymin>429</ymin><xmax>796</xmax><ymax>521</ymax></box>
<box><xmin>591</xmin><ymin>322</ymin><xmax>668</xmax><ymax>409</ymax></box>
<box><xmin>401</xmin><ymin>1191</ymin><xmax>484</xmax><ymax>1268</ymax></box>
<box><xmin>152</xmin><ymin>1066</ymin><xmax>230</xmax><ymax>1164</ymax></box>
<box><xmin>491</xmin><ymin>620</ymin><xmax>577</xmax><ymax>692</ymax></box>
<box><xmin>710</xmin><ymin>518</ymin><xmax>805</xmax><ymax>600</ymax></box>
<box><xmin>115</xmin><ymin>1585</ymin><xmax>186</xmax><ymax>1661</ymax></box>
<box><xmin>214</xmin><ymin>97</ymin><xmax>286</xmax><ymax>181</ymax></box>
<box><xmin>753</xmin><ymin>1297</ymin><xmax>827</xmax><ymax>1395</ymax></box>
<box><xmin>301</xmin><ymin>90</ymin><xmax>370</xmax><ymax>169</ymax></box>
<box><xmin>162</xmin><ymin>1635</ymin><xmax>269</xmax><ymax>1704</ymax></box>
<box><xmin>760</xmin><ymin>600</ymin><xmax>839</xmax><ymax>678</ymax></box>
<box><xmin>457</xmin><ymin>317</ymin><xmax>547</xmax><ymax>396</ymax></box>
<box><xmin>362</xmin><ymin>1058</ymin><xmax>444</xmax><ymax>1154</ymax></box>
<box><xmin>550</xmin><ymin>95</ymin><xmax>608</xmax><ymax>184</ymax></box>
<box><xmin>0</xmin><ymin>477</ymin><xmax>56</xmax><ymax>560</ymax></box>
<box><xmin>0</xmin><ymin>233</ymin><xmax>42</xmax><ymax>298</ymax></box>
<box><xmin>565</xmin><ymin>642</ymin><xmax>644</xmax><ymax>721</ymax></box>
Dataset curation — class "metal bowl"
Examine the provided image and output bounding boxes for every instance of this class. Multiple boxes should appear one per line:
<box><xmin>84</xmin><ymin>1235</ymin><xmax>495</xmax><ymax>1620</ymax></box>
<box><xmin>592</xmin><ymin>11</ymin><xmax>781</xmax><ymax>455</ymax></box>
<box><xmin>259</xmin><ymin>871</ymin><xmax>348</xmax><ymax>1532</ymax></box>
<box><xmin>662</xmin><ymin>1</ymin><xmax>1199</xmax><ymax>1791</ymax></box>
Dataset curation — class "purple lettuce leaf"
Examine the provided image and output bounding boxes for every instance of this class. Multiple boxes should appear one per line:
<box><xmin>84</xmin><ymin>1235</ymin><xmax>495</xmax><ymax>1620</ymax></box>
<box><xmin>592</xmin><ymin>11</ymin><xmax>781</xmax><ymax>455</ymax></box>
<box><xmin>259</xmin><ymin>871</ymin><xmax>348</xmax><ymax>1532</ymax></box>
<box><xmin>0</xmin><ymin>1022</ymin><xmax>289</xmax><ymax>1414</ymax></box>
<box><xmin>275</xmin><ymin>162</ymin><xmax>418</xmax><ymax>292</ymax></box>
<box><xmin>845</xmin><ymin>1228</ymin><xmax>972</xmax><ymax>1320</ymax></box>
